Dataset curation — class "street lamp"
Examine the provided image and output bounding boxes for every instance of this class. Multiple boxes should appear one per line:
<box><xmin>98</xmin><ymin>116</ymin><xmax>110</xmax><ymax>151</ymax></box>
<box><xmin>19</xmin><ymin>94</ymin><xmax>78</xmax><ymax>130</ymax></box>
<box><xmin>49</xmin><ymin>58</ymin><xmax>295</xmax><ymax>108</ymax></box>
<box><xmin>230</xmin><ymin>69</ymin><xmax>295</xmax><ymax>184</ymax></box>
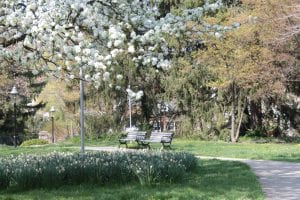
<box><xmin>127</xmin><ymin>85</ymin><xmax>132</xmax><ymax>129</ymax></box>
<box><xmin>10</xmin><ymin>86</ymin><xmax>18</xmax><ymax>148</ymax></box>
<box><xmin>50</xmin><ymin>106</ymin><xmax>55</xmax><ymax>143</ymax></box>
<box><xmin>79</xmin><ymin>66</ymin><xmax>85</xmax><ymax>156</ymax></box>
<box><xmin>158</xmin><ymin>101</ymin><xmax>167</xmax><ymax>132</ymax></box>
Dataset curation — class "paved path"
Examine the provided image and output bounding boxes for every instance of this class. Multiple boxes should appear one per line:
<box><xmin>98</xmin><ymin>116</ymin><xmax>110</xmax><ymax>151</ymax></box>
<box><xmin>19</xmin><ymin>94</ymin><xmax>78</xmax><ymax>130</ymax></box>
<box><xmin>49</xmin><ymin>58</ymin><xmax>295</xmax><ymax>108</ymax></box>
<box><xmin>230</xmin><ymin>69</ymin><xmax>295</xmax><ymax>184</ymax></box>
<box><xmin>85</xmin><ymin>146</ymin><xmax>120</xmax><ymax>151</ymax></box>
<box><xmin>85</xmin><ymin>147</ymin><xmax>300</xmax><ymax>200</ymax></box>
<box><xmin>198</xmin><ymin>156</ymin><xmax>300</xmax><ymax>200</ymax></box>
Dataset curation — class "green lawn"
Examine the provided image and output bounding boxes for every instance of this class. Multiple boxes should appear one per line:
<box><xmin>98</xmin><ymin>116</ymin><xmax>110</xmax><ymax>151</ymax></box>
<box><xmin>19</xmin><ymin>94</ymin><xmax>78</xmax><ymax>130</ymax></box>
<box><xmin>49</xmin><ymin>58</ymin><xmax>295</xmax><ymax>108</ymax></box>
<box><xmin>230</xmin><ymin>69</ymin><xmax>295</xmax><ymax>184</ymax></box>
<box><xmin>0</xmin><ymin>159</ymin><xmax>263</xmax><ymax>200</ymax></box>
<box><xmin>1</xmin><ymin>137</ymin><xmax>300</xmax><ymax>162</ymax></box>
<box><xmin>172</xmin><ymin>140</ymin><xmax>300</xmax><ymax>162</ymax></box>
<box><xmin>100</xmin><ymin>138</ymin><xmax>300</xmax><ymax>162</ymax></box>
<box><xmin>2</xmin><ymin>138</ymin><xmax>292</xmax><ymax>199</ymax></box>
<box><xmin>0</xmin><ymin>145</ymin><xmax>77</xmax><ymax>157</ymax></box>
<box><xmin>79</xmin><ymin>137</ymin><xmax>300</xmax><ymax>162</ymax></box>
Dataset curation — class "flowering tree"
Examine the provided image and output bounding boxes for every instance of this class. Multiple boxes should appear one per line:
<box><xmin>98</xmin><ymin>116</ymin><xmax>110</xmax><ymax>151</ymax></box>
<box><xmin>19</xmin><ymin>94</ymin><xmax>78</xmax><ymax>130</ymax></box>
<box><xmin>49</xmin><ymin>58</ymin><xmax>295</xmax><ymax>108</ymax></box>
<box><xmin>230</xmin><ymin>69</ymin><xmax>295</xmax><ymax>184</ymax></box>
<box><xmin>0</xmin><ymin>0</ymin><xmax>238</xmax><ymax>89</ymax></box>
<box><xmin>0</xmin><ymin>0</ymin><xmax>244</xmax><ymax>147</ymax></box>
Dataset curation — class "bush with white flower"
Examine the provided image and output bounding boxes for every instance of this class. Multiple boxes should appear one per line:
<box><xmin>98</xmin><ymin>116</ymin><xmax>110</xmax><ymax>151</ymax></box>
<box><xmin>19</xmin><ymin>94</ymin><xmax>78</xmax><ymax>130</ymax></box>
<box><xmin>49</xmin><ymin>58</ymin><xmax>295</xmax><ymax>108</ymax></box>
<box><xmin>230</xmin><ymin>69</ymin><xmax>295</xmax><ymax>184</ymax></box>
<box><xmin>0</xmin><ymin>151</ymin><xmax>197</xmax><ymax>189</ymax></box>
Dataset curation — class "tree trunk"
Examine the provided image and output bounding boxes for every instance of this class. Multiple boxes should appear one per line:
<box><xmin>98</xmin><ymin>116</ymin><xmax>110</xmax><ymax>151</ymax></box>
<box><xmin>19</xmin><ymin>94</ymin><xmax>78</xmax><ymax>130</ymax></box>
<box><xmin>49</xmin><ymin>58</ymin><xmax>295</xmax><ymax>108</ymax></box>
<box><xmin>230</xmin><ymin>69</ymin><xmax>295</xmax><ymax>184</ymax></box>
<box><xmin>234</xmin><ymin>97</ymin><xmax>247</xmax><ymax>142</ymax></box>
<box><xmin>230</xmin><ymin>82</ymin><xmax>247</xmax><ymax>143</ymax></box>
<box><xmin>230</xmin><ymin>83</ymin><xmax>237</xmax><ymax>142</ymax></box>
<box><xmin>249</xmin><ymin>100</ymin><xmax>263</xmax><ymax>130</ymax></box>
<box><xmin>231</xmin><ymin>100</ymin><xmax>237</xmax><ymax>142</ymax></box>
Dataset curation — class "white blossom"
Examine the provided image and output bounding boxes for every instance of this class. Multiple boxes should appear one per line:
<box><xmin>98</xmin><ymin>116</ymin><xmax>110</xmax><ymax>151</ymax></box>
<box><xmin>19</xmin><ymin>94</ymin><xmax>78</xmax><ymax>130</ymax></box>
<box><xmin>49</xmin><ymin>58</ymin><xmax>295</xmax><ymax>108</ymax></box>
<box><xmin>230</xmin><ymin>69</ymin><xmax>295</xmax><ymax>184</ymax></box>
<box><xmin>128</xmin><ymin>45</ymin><xmax>135</xmax><ymax>54</ymax></box>
<box><xmin>0</xmin><ymin>0</ymin><xmax>230</xmax><ymax>90</ymax></box>
<box><xmin>103</xmin><ymin>72</ymin><xmax>110</xmax><ymax>81</ymax></box>
<box><xmin>111</xmin><ymin>49</ymin><xmax>120</xmax><ymax>58</ymax></box>
<box><xmin>114</xmin><ymin>40</ymin><xmax>123</xmax><ymax>47</ymax></box>
<box><xmin>85</xmin><ymin>74</ymin><xmax>91</xmax><ymax>81</ymax></box>
<box><xmin>116</xmin><ymin>74</ymin><xmax>123</xmax><ymax>80</ymax></box>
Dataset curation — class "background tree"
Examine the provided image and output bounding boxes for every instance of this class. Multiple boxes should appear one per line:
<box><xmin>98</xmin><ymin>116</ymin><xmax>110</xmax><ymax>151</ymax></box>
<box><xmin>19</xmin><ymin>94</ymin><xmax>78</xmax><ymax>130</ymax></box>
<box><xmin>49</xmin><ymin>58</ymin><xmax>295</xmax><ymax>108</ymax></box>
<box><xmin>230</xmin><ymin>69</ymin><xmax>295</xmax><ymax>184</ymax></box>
<box><xmin>0</xmin><ymin>0</ymin><xmax>233</xmax><ymax>138</ymax></box>
<box><xmin>0</xmin><ymin>61</ymin><xmax>46</xmax><ymax>144</ymax></box>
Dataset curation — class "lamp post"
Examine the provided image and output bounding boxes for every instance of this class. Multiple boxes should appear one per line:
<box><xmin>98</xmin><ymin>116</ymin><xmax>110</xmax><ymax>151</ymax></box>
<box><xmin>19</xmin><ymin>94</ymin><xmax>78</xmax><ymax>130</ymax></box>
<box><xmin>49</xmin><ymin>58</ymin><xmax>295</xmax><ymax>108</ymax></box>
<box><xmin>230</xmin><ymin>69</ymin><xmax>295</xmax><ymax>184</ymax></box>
<box><xmin>125</xmin><ymin>85</ymin><xmax>143</xmax><ymax>130</ymax></box>
<box><xmin>158</xmin><ymin>101</ymin><xmax>167</xmax><ymax>132</ymax></box>
<box><xmin>79</xmin><ymin>66</ymin><xmax>85</xmax><ymax>156</ymax></box>
<box><xmin>10</xmin><ymin>86</ymin><xmax>18</xmax><ymax>148</ymax></box>
<box><xmin>127</xmin><ymin>85</ymin><xmax>132</xmax><ymax>129</ymax></box>
<box><xmin>50</xmin><ymin>106</ymin><xmax>55</xmax><ymax>143</ymax></box>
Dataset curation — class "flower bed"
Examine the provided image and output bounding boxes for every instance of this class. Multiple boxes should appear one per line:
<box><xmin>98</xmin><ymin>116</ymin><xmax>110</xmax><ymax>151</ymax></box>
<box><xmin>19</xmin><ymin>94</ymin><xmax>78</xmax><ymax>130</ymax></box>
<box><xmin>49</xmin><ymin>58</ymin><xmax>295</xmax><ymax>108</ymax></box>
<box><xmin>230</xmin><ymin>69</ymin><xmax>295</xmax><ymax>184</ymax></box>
<box><xmin>0</xmin><ymin>151</ymin><xmax>197</xmax><ymax>189</ymax></box>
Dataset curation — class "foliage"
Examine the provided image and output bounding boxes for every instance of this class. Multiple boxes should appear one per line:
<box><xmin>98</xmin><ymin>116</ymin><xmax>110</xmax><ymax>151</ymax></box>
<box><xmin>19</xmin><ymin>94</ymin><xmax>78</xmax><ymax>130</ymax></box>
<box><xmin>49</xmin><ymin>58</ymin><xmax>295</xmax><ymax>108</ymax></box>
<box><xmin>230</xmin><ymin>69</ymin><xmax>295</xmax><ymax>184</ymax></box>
<box><xmin>132</xmin><ymin>151</ymin><xmax>196</xmax><ymax>185</ymax></box>
<box><xmin>0</xmin><ymin>0</ymin><xmax>231</xmax><ymax>87</ymax></box>
<box><xmin>20</xmin><ymin>139</ymin><xmax>49</xmax><ymax>147</ymax></box>
<box><xmin>173</xmin><ymin>139</ymin><xmax>300</xmax><ymax>162</ymax></box>
<box><xmin>0</xmin><ymin>159</ymin><xmax>264</xmax><ymax>200</ymax></box>
<box><xmin>0</xmin><ymin>160</ymin><xmax>10</xmax><ymax>189</ymax></box>
<box><xmin>244</xmin><ymin>129</ymin><xmax>266</xmax><ymax>138</ymax></box>
<box><xmin>0</xmin><ymin>0</ymin><xmax>299</xmax><ymax>143</ymax></box>
<box><xmin>85</xmin><ymin>112</ymin><xmax>120</xmax><ymax>137</ymax></box>
<box><xmin>0</xmin><ymin>151</ymin><xmax>196</xmax><ymax>189</ymax></box>
<box><xmin>0</xmin><ymin>68</ymin><xmax>46</xmax><ymax>145</ymax></box>
<box><xmin>35</xmin><ymin>80</ymin><xmax>79</xmax><ymax>138</ymax></box>
<box><xmin>163</xmin><ymin>0</ymin><xmax>300</xmax><ymax>141</ymax></box>
<box><xmin>0</xmin><ymin>0</ymin><xmax>238</xmax><ymax>138</ymax></box>
<box><xmin>0</xmin><ymin>44</ymin><xmax>46</xmax><ymax>144</ymax></box>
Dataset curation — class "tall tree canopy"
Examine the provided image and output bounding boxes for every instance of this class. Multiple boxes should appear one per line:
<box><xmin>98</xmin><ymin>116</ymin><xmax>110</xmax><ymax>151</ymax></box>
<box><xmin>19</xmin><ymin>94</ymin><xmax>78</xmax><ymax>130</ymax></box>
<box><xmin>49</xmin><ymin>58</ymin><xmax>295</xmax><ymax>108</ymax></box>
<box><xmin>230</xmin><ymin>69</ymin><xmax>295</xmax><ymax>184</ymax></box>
<box><xmin>1</xmin><ymin>0</ymin><xmax>298</xmax><ymax>141</ymax></box>
<box><xmin>0</xmin><ymin>0</ymin><xmax>236</xmax><ymax>89</ymax></box>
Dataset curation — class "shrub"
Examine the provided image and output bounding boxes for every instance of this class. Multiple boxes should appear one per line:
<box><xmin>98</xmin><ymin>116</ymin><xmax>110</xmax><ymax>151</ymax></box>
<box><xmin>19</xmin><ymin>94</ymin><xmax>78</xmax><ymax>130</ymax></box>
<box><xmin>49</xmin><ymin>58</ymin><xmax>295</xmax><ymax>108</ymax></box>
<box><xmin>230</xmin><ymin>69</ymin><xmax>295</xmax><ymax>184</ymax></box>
<box><xmin>0</xmin><ymin>158</ymin><xmax>10</xmax><ymax>189</ymax></box>
<box><xmin>85</xmin><ymin>114</ymin><xmax>120</xmax><ymax>137</ymax></box>
<box><xmin>131</xmin><ymin>151</ymin><xmax>197</xmax><ymax>185</ymax></box>
<box><xmin>0</xmin><ymin>151</ymin><xmax>197</xmax><ymax>189</ymax></box>
<box><xmin>20</xmin><ymin>139</ymin><xmax>49</xmax><ymax>147</ymax></box>
<box><xmin>244</xmin><ymin>129</ymin><xmax>266</xmax><ymax>138</ymax></box>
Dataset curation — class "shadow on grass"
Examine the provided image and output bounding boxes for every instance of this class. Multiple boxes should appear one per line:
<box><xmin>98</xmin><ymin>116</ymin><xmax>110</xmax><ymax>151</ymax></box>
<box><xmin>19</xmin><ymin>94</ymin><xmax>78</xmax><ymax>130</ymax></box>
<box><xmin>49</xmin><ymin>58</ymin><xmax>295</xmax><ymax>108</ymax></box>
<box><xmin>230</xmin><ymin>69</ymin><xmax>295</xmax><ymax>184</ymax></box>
<box><xmin>0</xmin><ymin>160</ymin><xmax>263</xmax><ymax>200</ymax></box>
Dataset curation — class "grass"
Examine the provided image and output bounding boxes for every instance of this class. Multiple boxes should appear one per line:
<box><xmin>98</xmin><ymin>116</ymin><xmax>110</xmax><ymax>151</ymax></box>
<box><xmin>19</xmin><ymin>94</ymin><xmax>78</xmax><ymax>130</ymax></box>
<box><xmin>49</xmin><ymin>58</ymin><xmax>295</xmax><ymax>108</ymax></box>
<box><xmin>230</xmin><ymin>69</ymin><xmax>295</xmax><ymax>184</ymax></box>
<box><xmin>111</xmin><ymin>138</ymin><xmax>300</xmax><ymax>162</ymax></box>
<box><xmin>1</xmin><ymin>136</ymin><xmax>300</xmax><ymax>162</ymax></box>
<box><xmin>172</xmin><ymin>139</ymin><xmax>300</xmax><ymax>162</ymax></box>
<box><xmin>86</xmin><ymin>136</ymin><xmax>300</xmax><ymax>162</ymax></box>
<box><xmin>0</xmin><ymin>145</ymin><xmax>77</xmax><ymax>157</ymax></box>
<box><xmin>0</xmin><ymin>159</ymin><xmax>263</xmax><ymax>200</ymax></box>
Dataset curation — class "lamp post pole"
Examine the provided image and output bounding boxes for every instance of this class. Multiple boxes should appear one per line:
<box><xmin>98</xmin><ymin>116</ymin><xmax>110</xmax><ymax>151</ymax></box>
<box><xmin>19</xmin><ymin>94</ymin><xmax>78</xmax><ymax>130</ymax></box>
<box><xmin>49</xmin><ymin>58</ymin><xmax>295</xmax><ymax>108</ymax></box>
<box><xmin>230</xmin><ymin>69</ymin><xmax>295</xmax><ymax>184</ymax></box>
<box><xmin>80</xmin><ymin>67</ymin><xmax>85</xmax><ymax>156</ymax></box>
<box><xmin>127</xmin><ymin>85</ymin><xmax>132</xmax><ymax>128</ymax></box>
<box><xmin>10</xmin><ymin>86</ymin><xmax>18</xmax><ymax>148</ymax></box>
<box><xmin>159</xmin><ymin>102</ymin><xmax>167</xmax><ymax>132</ymax></box>
<box><xmin>50</xmin><ymin>106</ymin><xmax>55</xmax><ymax>143</ymax></box>
<box><xmin>13</xmin><ymin>98</ymin><xmax>16</xmax><ymax>147</ymax></box>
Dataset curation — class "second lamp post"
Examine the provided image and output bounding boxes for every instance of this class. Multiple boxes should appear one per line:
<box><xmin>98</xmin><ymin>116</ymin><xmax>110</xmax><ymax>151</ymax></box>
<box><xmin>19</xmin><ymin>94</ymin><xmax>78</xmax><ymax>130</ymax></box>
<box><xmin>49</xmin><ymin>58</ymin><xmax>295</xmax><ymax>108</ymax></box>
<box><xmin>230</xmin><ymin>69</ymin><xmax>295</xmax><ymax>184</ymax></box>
<box><xmin>50</xmin><ymin>106</ymin><xmax>55</xmax><ymax>143</ymax></box>
<box><xmin>10</xmin><ymin>86</ymin><xmax>18</xmax><ymax>148</ymax></box>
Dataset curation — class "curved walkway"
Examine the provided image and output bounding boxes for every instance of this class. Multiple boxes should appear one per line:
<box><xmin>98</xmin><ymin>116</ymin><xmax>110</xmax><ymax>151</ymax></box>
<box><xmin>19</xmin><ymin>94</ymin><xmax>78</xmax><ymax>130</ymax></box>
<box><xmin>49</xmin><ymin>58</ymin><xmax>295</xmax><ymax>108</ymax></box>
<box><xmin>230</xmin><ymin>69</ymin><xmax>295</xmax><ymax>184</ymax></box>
<box><xmin>198</xmin><ymin>156</ymin><xmax>300</xmax><ymax>200</ymax></box>
<box><xmin>85</xmin><ymin>147</ymin><xmax>300</xmax><ymax>200</ymax></box>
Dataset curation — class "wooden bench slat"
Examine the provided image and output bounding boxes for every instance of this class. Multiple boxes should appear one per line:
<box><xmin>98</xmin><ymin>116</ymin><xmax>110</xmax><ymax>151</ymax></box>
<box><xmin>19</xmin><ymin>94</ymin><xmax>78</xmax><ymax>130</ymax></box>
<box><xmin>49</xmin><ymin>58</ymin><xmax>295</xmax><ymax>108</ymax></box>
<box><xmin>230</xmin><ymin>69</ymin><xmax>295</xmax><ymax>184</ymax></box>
<box><xmin>119</xmin><ymin>131</ymin><xmax>146</xmax><ymax>148</ymax></box>
<box><xmin>140</xmin><ymin>132</ymin><xmax>174</xmax><ymax>149</ymax></box>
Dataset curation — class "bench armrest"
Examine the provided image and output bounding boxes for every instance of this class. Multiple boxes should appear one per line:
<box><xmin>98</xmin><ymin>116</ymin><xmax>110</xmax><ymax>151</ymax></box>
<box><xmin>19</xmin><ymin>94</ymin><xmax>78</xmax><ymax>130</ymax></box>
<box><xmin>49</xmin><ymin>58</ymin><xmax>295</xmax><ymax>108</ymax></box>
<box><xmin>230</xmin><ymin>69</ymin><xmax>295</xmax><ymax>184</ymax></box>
<box><xmin>119</xmin><ymin>133</ymin><xmax>127</xmax><ymax>139</ymax></box>
<box><xmin>161</xmin><ymin>136</ymin><xmax>171</xmax><ymax>143</ymax></box>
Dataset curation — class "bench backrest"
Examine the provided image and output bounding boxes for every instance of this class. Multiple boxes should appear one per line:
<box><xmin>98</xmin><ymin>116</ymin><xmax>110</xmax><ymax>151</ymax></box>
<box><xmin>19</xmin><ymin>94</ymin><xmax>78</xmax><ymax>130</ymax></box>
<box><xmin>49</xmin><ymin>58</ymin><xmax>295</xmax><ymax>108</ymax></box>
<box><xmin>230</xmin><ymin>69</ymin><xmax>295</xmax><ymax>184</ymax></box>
<box><xmin>149</xmin><ymin>132</ymin><xmax>174</xmax><ymax>142</ymax></box>
<box><xmin>125</xmin><ymin>131</ymin><xmax>146</xmax><ymax>140</ymax></box>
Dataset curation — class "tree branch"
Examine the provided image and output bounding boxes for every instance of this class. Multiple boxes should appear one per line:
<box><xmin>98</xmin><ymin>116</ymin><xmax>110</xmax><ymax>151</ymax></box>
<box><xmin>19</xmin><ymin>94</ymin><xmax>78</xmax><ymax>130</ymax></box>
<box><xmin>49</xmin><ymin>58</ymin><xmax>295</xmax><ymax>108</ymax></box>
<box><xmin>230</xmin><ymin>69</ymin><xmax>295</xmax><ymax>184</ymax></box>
<box><xmin>1</xmin><ymin>34</ymin><xmax>26</xmax><ymax>47</ymax></box>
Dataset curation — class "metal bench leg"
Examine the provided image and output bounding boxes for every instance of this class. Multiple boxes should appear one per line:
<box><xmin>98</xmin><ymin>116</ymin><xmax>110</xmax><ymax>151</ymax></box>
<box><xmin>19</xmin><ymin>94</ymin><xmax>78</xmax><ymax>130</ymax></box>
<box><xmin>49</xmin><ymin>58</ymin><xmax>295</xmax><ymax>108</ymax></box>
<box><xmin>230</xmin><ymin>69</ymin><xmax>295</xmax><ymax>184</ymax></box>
<box><xmin>162</xmin><ymin>143</ymin><xmax>171</xmax><ymax>150</ymax></box>
<box><xmin>137</xmin><ymin>141</ymin><xmax>143</xmax><ymax>149</ymax></box>
<box><xmin>140</xmin><ymin>142</ymin><xmax>150</xmax><ymax>149</ymax></box>
<box><xmin>119</xmin><ymin>142</ymin><xmax>127</xmax><ymax>148</ymax></box>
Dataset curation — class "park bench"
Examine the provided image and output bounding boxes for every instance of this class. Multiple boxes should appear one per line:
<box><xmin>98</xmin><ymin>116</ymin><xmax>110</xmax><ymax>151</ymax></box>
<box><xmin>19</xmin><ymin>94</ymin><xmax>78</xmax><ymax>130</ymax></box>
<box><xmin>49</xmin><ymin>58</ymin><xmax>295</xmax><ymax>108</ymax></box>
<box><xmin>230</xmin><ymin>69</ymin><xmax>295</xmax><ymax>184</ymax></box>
<box><xmin>118</xmin><ymin>131</ymin><xmax>146</xmax><ymax>148</ymax></box>
<box><xmin>140</xmin><ymin>132</ymin><xmax>174</xmax><ymax>149</ymax></box>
